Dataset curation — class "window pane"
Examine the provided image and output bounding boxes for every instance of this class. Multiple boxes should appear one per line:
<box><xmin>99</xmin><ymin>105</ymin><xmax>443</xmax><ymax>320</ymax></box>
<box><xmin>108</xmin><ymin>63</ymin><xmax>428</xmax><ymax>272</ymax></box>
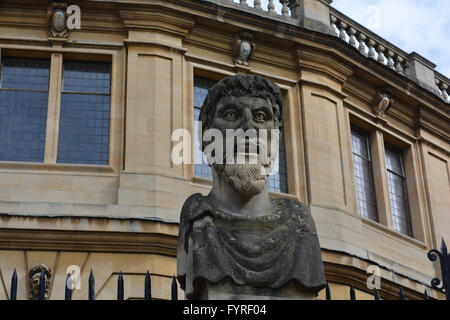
<box><xmin>351</xmin><ymin>128</ymin><xmax>378</xmax><ymax>221</ymax></box>
<box><xmin>57</xmin><ymin>61</ymin><xmax>111</xmax><ymax>165</ymax></box>
<box><xmin>385</xmin><ymin>144</ymin><xmax>412</xmax><ymax>237</ymax></box>
<box><xmin>193</xmin><ymin>76</ymin><xmax>288</xmax><ymax>193</ymax></box>
<box><xmin>1</xmin><ymin>57</ymin><xmax>50</xmax><ymax>91</ymax></box>
<box><xmin>0</xmin><ymin>57</ymin><xmax>50</xmax><ymax>162</ymax></box>
<box><xmin>63</xmin><ymin>60</ymin><xmax>110</xmax><ymax>94</ymax></box>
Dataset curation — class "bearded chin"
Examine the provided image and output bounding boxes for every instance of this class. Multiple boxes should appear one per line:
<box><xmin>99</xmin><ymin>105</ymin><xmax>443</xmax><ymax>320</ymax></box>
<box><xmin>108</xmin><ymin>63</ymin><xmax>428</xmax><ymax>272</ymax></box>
<box><xmin>213</xmin><ymin>163</ymin><xmax>270</xmax><ymax>197</ymax></box>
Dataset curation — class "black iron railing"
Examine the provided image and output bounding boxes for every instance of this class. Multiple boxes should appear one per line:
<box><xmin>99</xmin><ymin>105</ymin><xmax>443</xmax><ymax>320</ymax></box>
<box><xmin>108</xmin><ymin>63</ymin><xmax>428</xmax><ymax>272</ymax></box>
<box><xmin>427</xmin><ymin>238</ymin><xmax>450</xmax><ymax>300</ymax></box>
<box><xmin>6</xmin><ymin>238</ymin><xmax>449</xmax><ymax>300</ymax></box>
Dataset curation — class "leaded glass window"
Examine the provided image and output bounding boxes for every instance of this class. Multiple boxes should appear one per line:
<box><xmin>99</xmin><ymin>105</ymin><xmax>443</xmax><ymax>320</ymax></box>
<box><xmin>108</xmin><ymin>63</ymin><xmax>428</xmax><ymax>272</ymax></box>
<box><xmin>350</xmin><ymin>127</ymin><xmax>378</xmax><ymax>221</ymax></box>
<box><xmin>0</xmin><ymin>57</ymin><xmax>50</xmax><ymax>162</ymax></box>
<box><xmin>385</xmin><ymin>143</ymin><xmax>413</xmax><ymax>237</ymax></box>
<box><xmin>193</xmin><ymin>76</ymin><xmax>288</xmax><ymax>194</ymax></box>
<box><xmin>57</xmin><ymin>60</ymin><xmax>111</xmax><ymax>165</ymax></box>
<box><xmin>194</xmin><ymin>76</ymin><xmax>215</xmax><ymax>179</ymax></box>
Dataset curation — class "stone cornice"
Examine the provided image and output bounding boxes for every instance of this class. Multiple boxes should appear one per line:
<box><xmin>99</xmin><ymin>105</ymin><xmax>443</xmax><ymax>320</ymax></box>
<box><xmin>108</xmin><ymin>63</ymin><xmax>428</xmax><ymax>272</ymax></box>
<box><xmin>118</xmin><ymin>7</ymin><xmax>196</xmax><ymax>36</ymax></box>
<box><xmin>295</xmin><ymin>45</ymin><xmax>355</xmax><ymax>84</ymax></box>
<box><xmin>0</xmin><ymin>227</ymin><xmax>178</xmax><ymax>256</ymax></box>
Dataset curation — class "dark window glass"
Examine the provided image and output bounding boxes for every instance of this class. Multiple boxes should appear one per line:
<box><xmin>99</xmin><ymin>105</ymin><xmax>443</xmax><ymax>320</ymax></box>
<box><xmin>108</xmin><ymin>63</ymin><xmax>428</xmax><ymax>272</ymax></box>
<box><xmin>385</xmin><ymin>143</ymin><xmax>413</xmax><ymax>237</ymax></box>
<box><xmin>194</xmin><ymin>76</ymin><xmax>216</xmax><ymax>179</ymax></box>
<box><xmin>57</xmin><ymin>61</ymin><xmax>111</xmax><ymax>165</ymax></box>
<box><xmin>0</xmin><ymin>57</ymin><xmax>50</xmax><ymax>162</ymax></box>
<box><xmin>350</xmin><ymin>127</ymin><xmax>378</xmax><ymax>221</ymax></box>
<box><xmin>193</xmin><ymin>76</ymin><xmax>288</xmax><ymax>193</ymax></box>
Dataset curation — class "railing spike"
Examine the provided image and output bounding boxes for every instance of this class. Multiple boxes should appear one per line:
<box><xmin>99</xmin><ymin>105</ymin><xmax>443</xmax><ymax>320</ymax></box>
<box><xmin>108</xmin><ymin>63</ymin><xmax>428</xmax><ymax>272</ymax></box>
<box><xmin>117</xmin><ymin>271</ymin><xmax>124</xmax><ymax>300</ymax></box>
<box><xmin>88</xmin><ymin>269</ymin><xmax>95</xmax><ymax>300</ymax></box>
<box><xmin>374</xmin><ymin>288</ymin><xmax>380</xmax><ymax>300</ymax></box>
<box><xmin>349</xmin><ymin>285</ymin><xmax>356</xmax><ymax>300</ymax></box>
<box><xmin>441</xmin><ymin>238</ymin><xmax>447</xmax><ymax>255</ymax></box>
<box><xmin>326</xmin><ymin>283</ymin><xmax>332</xmax><ymax>300</ymax></box>
<box><xmin>144</xmin><ymin>270</ymin><xmax>152</xmax><ymax>300</ymax></box>
<box><xmin>171</xmin><ymin>276</ymin><xmax>178</xmax><ymax>300</ymax></box>
<box><xmin>65</xmin><ymin>273</ymin><xmax>72</xmax><ymax>300</ymax></box>
<box><xmin>38</xmin><ymin>270</ymin><xmax>46</xmax><ymax>300</ymax></box>
<box><xmin>10</xmin><ymin>268</ymin><xmax>17</xmax><ymax>301</ymax></box>
<box><xmin>399</xmin><ymin>287</ymin><xmax>405</xmax><ymax>300</ymax></box>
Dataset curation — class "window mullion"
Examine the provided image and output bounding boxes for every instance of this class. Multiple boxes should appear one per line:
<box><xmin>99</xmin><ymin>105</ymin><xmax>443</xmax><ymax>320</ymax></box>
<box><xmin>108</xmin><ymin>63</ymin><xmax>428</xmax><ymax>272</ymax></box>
<box><xmin>44</xmin><ymin>53</ymin><xmax>63</xmax><ymax>164</ymax></box>
<box><xmin>369</xmin><ymin>130</ymin><xmax>393</xmax><ymax>228</ymax></box>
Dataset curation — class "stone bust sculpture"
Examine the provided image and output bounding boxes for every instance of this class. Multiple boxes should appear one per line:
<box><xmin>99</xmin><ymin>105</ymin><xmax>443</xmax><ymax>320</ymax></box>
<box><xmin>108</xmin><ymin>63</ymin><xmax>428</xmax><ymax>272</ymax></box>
<box><xmin>177</xmin><ymin>74</ymin><xmax>326</xmax><ymax>300</ymax></box>
<box><xmin>29</xmin><ymin>264</ymin><xmax>51</xmax><ymax>300</ymax></box>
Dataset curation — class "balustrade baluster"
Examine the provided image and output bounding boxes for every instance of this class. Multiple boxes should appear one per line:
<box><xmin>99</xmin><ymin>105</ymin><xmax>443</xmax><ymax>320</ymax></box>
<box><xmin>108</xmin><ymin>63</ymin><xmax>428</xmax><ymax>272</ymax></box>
<box><xmin>368</xmin><ymin>39</ymin><xmax>376</xmax><ymax>60</ymax></box>
<box><xmin>338</xmin><ymin>21</ymin><xmax>347</xmax><ymax>41</ymax></box>
<box><xmin>357</xmin><ymin>33</ymin><xmax>367</xmax><ymax>56</ymax></box>
<box><xmin>439</xmin><ymin>82</ymin><xmax>449</xmax><ymax>101</ymax></box>
<box><xmin>280</xmin><ymin>0</ymin><xmax>290</xmax><ymax>17</ymax></box>
<box><xmin>347</xmin><ymin>27</ymin><xmax>357</xmax><ymax>48</ymax></box>
<box><xmin>376</xmin><ymin>45</ymin><xmax>386</xmax><ymax>65</ymax></box>
<box><xmin>387</xmin><ymin>50</ymin><xmax>395</xmax><ymax>70</ymax></box>
<box><xmin>254</xmin><ymin>0</ymin><xmax>261</xmax><ymax>9</ymax></box>
<box><xmin>330</xmin><ymin>15</ymin><xmax>339</xmax><ymax>36</ymax></box>
<box><xmin>395</xmin><ymin>55</ymin><xmax>405</xmax><ymax>75</ymax></box>
<box><xmin>267</xmin><ymin>0</ymin><xmax>275</xmax><ymax>14</ymax></box>
<box><xmin>240</xmin><ymin>0</ymin><xmax>247</xmax><ymax>6</ymax></box>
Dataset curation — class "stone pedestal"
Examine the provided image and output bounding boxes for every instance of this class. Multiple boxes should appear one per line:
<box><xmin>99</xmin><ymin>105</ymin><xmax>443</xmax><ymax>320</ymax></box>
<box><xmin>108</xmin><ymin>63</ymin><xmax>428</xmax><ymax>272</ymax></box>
<box><xmin>288</xmin><ymin>0</ymin><xmax>335</xmax><ymax>35</ymax></box>
<box><xmin>196</xmin><ymin>280</ymin><xmax>316</xmax><ymax>300</ymax></box>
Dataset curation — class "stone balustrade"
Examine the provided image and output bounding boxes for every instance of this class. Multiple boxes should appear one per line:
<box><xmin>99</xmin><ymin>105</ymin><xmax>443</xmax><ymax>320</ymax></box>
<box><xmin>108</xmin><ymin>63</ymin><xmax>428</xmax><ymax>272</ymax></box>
<box><xmin>330</xmin><ymin>8</ymin><xmax>450</xmax><ymax>104</ymax></box>
<box><xmin>226</xmin><ymin>0</ymin><xmax>292</xmax><ymax>17</ymax></box>
<box><xmin>330</xmin><ymin>9</ymin><xmax>408</xmax><ymax>76</ymax></box>
<box><xmin>200</xmin><ymin>1</ymin><xmax>449</xmax><ymax>103</ymax></box>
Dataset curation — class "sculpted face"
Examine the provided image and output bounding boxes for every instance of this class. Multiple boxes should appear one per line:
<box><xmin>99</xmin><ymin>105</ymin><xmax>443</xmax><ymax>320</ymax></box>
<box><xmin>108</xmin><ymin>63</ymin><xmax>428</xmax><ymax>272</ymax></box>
<box><xmin>208</xmin><ymin>95</ymin><xmax>280</xmax><ymax>197</ymax></box>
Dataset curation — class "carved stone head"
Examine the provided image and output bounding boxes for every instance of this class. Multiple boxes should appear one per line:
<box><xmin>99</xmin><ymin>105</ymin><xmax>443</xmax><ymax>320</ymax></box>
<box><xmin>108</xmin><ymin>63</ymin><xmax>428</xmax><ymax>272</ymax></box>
<box><xmin>29</xmin><ymin>264</ymin><xmax>51</xmax><ymax>300</ymax></box>
<box><xmin>199</xmin><ymin>74</ymin><xmax>283</xmax><ymax>197</ymax></box>
<box><xmin>47</xmin><ymin>1</ymin><xmax>69</xmax><ymax>38</ymax></box>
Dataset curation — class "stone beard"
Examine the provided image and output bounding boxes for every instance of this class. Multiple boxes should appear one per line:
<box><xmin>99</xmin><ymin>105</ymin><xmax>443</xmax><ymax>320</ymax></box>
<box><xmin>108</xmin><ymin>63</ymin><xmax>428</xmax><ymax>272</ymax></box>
<box><xmin>177</xmin><ymin>74</ymin><xmax>326</xmax><ymax>300</ymax></box>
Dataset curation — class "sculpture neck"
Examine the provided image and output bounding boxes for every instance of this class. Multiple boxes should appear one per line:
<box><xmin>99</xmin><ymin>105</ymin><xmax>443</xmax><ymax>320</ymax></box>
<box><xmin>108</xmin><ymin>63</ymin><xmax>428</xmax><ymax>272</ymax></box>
<box><xmin>208</xmin><ymin>167</ymin><xmax>273</xmax><ymax>217</ymax></box>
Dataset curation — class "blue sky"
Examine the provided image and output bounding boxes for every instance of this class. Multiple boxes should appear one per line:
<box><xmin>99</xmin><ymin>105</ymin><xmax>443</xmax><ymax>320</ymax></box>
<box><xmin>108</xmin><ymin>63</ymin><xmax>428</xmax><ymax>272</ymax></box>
<box><xmin>255</xmin><ymin>0</ymin><xmax>449</xmax><ymax>77</ymax></box>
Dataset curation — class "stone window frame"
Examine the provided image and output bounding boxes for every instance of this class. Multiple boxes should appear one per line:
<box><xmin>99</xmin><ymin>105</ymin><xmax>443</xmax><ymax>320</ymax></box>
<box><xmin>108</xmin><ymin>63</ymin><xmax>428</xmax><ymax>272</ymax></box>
<box><xmin>185</xmin><ymin>65</ymin><xmax>298</xmax><ymax>198</ymax></box>
<box><xmin>0</xmin><ymin>48</ymin><xmax>117</xmax><ymax>174</ymax></box>
<box><xmin>348</xmin><ymin>114</ymin><xmax>427</xmax><ymax>244</ymax></box>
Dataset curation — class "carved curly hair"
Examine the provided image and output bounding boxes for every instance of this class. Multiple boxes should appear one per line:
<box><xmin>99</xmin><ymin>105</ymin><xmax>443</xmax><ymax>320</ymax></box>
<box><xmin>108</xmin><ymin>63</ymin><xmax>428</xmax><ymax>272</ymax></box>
<box><xmin>199</xmin><ymin>74</ymin><xmax>284</xmax><ymax>147</ymax></box>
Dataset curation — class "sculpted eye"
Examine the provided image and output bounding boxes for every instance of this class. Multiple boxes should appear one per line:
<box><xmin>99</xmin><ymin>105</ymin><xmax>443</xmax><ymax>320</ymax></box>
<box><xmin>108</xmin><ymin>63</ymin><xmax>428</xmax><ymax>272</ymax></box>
<box><xmin>224</xmin><ymin>110</ymin><xmax>238</xmax><ymax>121</ymax></box>
<box><xmin>254</xmin><ymin>111</ymin><xmax>266</xmax><ymax>122</ymax></box>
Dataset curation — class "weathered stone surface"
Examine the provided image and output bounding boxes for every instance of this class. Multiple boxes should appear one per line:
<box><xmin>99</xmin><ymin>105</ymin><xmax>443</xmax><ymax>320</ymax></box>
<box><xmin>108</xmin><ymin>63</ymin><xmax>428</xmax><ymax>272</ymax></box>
<box><xmin>177</xmin><ymin>74</ymin><xmax>326</xmax><ymax>300</ymax></box>
<box><xmin>177</xmin><ymin>194</ymin><xmax>326</xmax><ymax>299</ymax></box>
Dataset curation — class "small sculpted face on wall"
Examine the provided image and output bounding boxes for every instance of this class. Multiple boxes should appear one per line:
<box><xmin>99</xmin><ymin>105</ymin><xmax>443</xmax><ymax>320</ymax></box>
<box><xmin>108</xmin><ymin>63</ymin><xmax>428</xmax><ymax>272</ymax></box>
<box><xmin>29</xmin><ymin>264</ymin><xmax>51</xmax><ymax>300</ymax></box>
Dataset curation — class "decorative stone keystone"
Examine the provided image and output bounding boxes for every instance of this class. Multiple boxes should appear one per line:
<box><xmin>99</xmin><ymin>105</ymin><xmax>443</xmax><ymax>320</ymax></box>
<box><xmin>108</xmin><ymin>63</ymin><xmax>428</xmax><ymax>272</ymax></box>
<box><xmin>288</xmin><ymin>0</ymin><xmax>335</xmax><ymax>35</ymax></box>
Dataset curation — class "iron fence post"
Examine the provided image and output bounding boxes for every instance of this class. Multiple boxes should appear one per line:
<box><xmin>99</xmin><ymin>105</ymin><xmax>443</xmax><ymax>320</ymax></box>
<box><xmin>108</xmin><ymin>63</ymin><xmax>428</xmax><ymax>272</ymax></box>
<box><xmin>117</xmin><ymin>271</ymin><xmax>124</xmax><ymax>300</ymax></box>
<box><xmin>89</xmin><ymin>269</ymin><xmax>95</xmax><ymax>300</ymax></box>
<box><xmin>427</xmin><ymin>238</ymin><xmax>450</xmax><ymax>300</ymax></box>
<box><xmin>171</xmin><ymin>276</ymin><xmax>178</xmax><ymax>300</ymax></box>
<box><xmin>144</xmin><ymin>270</ymin><xmax>152</xmax><ymax>300</ymax></box>
<box><xmin>65</xmin><ymin>273</ymin><xmax>72</xmax><ymax>300</ymax></box>
<box><xmin>10</xmin><ymin>268</ymin><xmax>17</xmax><ymax>301</ymax></box>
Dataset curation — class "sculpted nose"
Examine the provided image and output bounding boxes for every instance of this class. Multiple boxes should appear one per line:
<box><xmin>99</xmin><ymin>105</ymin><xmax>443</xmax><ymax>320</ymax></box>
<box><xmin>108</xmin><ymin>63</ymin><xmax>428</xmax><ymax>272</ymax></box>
<box><xmin>240</xmin><ymin>109</ymin><xmax>254</xmax><ymax>130</ymax></box>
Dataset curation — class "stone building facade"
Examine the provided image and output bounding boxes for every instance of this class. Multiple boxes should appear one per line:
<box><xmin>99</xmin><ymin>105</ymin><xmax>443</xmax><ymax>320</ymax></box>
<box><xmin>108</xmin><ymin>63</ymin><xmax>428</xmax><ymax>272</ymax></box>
<box><xmin>0</xmin><ymin>0</ymin><xmax>448</xmax><ymax>300</ymax></box>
